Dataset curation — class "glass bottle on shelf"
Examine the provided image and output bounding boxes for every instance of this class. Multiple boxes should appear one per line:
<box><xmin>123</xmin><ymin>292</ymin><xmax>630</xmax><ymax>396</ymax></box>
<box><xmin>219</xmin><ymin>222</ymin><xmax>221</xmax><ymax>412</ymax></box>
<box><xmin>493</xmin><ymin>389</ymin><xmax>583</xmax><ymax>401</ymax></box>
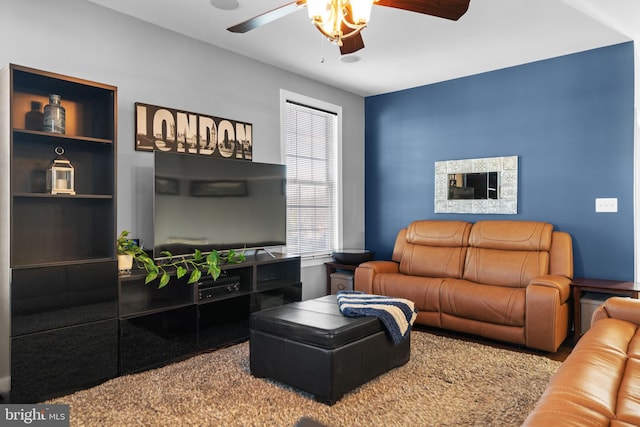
<box><xmin>43</xmin><ymin>94</ymin><xmax>65</xmax><ymax>134</ymax></box>
<box><xmin>25</xmin><ymin>101</ymin><xmax>43</xmax><ymax>131</ymax></box>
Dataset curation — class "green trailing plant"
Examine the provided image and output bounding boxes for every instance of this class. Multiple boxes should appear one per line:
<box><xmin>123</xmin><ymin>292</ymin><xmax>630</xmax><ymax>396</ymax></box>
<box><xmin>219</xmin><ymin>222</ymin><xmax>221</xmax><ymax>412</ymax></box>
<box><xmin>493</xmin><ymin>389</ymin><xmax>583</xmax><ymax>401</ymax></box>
<box><xmin>117</xmin><ymin>230</ymin><xmax>246</xmax><ymax>289</ymax></box>
<box><xmin>117</xmin><ymin>230</ymin><xmax>146</xmax><ymax>257</ymax></box>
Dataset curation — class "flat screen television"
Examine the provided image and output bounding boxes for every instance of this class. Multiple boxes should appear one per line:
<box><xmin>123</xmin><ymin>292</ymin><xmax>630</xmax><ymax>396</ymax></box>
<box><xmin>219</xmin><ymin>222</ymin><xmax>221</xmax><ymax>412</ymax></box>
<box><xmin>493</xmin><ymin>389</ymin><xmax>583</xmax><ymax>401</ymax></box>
<box><xmin>153</xmin><ymin>151</ymin><xmax>286</xmax><ymax>257</ymax></box>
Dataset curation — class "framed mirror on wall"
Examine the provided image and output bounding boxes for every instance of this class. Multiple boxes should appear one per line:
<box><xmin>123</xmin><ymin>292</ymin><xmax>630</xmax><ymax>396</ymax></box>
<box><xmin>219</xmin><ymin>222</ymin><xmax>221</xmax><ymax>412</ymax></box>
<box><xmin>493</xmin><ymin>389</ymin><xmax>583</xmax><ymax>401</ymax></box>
<box><xmin>435</xmin><ymin>155</ymin><xmax>518</xmax><ymax>214</ymax></box>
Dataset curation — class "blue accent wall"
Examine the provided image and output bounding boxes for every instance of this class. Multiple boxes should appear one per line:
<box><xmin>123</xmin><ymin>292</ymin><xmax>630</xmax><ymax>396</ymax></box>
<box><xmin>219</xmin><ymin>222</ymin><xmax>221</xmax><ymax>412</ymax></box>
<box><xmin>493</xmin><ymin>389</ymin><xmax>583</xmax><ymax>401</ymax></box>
<box><xmin>364</xmin><ymin>42</ymin><xmax>635</xmax><ymax>280</ymax></box>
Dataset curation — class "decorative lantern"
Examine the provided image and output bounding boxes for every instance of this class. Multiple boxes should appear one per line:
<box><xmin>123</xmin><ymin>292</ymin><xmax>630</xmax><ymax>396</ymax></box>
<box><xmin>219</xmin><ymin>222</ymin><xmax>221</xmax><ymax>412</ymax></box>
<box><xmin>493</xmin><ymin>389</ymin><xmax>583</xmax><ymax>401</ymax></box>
<box><xmin>46</xmin><ymin>146</ymin><xmax>75</xmax><ymax>195</ymax></box>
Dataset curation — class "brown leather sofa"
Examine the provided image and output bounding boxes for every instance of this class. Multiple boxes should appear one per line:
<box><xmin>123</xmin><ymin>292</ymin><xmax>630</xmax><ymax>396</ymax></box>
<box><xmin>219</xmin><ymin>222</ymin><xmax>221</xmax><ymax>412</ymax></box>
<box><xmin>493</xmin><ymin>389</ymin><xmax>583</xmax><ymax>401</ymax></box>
<box><xmin>524</xmin><ymin>297</ymin><xmax>640</xmax><ymax>426</ymax></box>
<box><xmin>354</xmin><ymin>220</ymin><xmax>573</xmax><ymax>352</ymax></box>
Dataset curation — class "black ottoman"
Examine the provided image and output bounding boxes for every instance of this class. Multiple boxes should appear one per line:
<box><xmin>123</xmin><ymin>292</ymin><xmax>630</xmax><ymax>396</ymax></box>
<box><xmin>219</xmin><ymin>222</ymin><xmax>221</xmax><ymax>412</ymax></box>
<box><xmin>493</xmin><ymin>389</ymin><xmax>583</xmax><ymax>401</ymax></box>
<box><xmin>249</xmin><ymin>295</ymin><xmax>411</xmax><ymax>405</ymax></box>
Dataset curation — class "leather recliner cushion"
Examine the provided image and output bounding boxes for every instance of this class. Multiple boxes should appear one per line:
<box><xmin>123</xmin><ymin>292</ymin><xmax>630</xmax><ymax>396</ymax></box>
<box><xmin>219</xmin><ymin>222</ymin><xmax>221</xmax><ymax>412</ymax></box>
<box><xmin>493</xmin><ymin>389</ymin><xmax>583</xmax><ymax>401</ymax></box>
<box><xmin>468</xmin><ymin>220</ymin><xmax>553</xmax><ymax>251</ymax></box>
<box><xmin>440</xmin><ymin>279</ymin><xmax>526</xmax><ymax>326</ymax></box>
<box><xmin>372</xmin><ymin>274</ymin><xmax>444</xmax><ymax>313</ymax></box>
<box><xmin>405</xmin><ymin>220</ymin><xmax>472</xmax><ymax>247</ymax></box>
<box><xmin>463</xmin><ymin>248</ymin><xmax>549</xmax><ymax>288</ymax></box>
<box><xmin>399</xmin><ymin>220</ymin><xmax>472</xmax><ymax>279</ymax></box>
<box><xmin>400</xmin><ymin>244</ymin><xmax>468</xmax><ymax>279</ymax></box>
<box><xmin>464</xmin><ymin>221</ymin><xmax>553</xmax><ymax>287</ymax></box>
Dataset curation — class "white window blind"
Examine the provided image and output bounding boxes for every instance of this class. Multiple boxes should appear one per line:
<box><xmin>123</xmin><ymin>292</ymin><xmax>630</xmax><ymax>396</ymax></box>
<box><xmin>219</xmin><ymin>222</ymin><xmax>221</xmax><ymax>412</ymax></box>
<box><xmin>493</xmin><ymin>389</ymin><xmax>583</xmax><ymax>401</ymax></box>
<box><xmin>284</xmin><ymin>100</ymin><xmax>337</xmax><ymax>257</ymax></box>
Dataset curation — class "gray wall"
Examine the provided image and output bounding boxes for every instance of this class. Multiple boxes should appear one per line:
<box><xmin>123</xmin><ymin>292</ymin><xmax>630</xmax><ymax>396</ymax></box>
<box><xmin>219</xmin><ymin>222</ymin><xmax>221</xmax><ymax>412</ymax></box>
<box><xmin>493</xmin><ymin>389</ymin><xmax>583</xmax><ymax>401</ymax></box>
<box><xmin>0</xmin><ymin>0</ymin><xmax>365</xmax><ymax>299</ymax></box>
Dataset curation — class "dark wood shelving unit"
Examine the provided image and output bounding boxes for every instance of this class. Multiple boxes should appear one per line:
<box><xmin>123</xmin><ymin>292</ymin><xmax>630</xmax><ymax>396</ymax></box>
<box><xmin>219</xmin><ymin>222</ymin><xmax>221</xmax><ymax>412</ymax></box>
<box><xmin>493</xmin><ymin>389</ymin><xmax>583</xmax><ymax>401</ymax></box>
<box><xmin>0</xmin><ymin>64</ymin><xmax>118</xmax><ymax>403</ymax></box>
<box><xmin>13</xmin><ymin>128</ymin><xmax>114</xmax><ymax>144</ymax></box>
<box><xmin>13</xmin><ymin>193</ymin><xmax>113</xmax><ymax>199</ymax></box>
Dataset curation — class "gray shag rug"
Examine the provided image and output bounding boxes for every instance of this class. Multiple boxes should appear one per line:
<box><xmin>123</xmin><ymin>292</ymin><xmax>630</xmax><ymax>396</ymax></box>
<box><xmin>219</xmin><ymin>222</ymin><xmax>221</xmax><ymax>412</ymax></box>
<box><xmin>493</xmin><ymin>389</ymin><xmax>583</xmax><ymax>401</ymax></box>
<box><xmin>47</xmin><ymin>331</ymin><xmax>560</xmax><ymax>426</ymax></box>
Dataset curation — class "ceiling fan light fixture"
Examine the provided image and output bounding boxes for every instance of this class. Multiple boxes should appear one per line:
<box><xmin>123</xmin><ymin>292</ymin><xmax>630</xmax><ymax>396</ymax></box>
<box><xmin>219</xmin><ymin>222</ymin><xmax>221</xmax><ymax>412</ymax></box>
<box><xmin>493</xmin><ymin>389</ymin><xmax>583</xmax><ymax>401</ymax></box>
<box><xmin>306</xmin><ymin>0</ymin><xmax>374</xmax><ymax>46</ymax></box>
<box><xmin>227</xmin><ymin>0</ymin><xmax>470</xmax><ymax>56</ymax></box>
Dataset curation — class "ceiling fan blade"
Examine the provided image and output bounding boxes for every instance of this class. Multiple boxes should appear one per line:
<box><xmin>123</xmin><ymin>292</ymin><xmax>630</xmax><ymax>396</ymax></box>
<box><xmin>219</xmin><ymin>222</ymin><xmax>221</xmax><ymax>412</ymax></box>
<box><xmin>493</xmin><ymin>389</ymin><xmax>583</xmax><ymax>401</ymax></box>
<box><xmin>227</xmin><ymin>1</ymin><xmax>306</xmax><ymax>33</ymax></box>
<box><xmin>340</xmin><ymin>32</ymin><xmax>365</xmax><ymax>55</ymax></box>
<box><xmin>375</xmin><ymin>0</ymin><xmax>470</xmax><ymax>21</ymax></box>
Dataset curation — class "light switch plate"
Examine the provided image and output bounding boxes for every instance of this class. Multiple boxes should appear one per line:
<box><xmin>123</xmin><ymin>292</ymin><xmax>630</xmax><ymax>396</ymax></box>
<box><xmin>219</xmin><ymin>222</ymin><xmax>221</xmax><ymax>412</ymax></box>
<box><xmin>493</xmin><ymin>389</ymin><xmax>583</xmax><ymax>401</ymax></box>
<box><xmin>595</xmin><ymin>198</ymin><xmax>618</xmax><ymax>213</ymax></box>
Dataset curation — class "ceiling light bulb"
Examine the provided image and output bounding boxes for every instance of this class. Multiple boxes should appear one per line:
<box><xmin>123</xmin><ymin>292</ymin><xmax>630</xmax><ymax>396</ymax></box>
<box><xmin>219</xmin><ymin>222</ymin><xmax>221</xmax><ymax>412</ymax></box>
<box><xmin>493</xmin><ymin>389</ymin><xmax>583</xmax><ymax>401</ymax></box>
<box><xmin>307</xmin><ymin>0</ymin><xmax>330</xmax><ymax>21</ymax></box>
<box><xmin>350</xmin><ymin>0</ymin><xmax>374</xmax><ymax>24</ymax></box>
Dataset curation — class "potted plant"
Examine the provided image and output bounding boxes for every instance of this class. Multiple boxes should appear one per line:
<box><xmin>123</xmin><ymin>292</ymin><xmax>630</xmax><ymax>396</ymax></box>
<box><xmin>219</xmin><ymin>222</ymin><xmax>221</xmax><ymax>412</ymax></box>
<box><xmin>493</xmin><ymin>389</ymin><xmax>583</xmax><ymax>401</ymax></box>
<box><xmin>117</xmin><ymin>230</ymin><xmax>142</xmax><ymax>272</ymax></box>
<box><xmin>117</xmin><ymin>230</ymin><xmax>246</xmax><ymax>289</ymax></box>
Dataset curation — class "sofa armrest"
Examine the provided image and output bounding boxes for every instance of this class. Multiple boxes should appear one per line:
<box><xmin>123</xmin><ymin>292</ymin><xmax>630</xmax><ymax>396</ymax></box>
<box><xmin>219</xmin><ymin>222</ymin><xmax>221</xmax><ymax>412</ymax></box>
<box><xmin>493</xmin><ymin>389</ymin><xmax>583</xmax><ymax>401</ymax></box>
<box><xmin>592</xmin><ymin>296</ymin><xmax>640</xmax><ymax>326</ymax></box>
<box><xmin>354</xmin><ymin>261</ymin><xmax>399</xmax><ymax>294</ymax></box>
<box><xmin>525</xmin><ymin>275</ymin><xmax>572</xmax><ymax>352</ymax></box>
<box><xmin>528</xmin><ymin>275</ymin><xmax>571</xmax><ymax>303</ymax></box>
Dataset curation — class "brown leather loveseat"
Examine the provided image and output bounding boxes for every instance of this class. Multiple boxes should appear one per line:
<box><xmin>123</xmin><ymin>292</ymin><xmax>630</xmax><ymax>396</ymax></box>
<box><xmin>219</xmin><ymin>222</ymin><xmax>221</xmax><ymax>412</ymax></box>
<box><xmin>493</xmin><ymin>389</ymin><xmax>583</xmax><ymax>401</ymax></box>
<box><xmin>524</xmin><ymin>296</ymin><xmax>640</xmax><ymax>425</ymax></box>
<box><xmin>355</xmin><ymin>220</ymin><xmax>573</xmax><ymax>352</ymax></box>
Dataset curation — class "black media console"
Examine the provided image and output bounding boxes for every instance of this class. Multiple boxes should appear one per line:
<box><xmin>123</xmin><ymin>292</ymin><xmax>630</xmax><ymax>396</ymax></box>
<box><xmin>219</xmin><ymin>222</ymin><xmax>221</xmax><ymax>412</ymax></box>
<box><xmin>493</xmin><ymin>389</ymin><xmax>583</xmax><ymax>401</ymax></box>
<box><xmin>118</xmin><ymin>253</ymin><xmax>301</xmax><ymax>375</ymax></box>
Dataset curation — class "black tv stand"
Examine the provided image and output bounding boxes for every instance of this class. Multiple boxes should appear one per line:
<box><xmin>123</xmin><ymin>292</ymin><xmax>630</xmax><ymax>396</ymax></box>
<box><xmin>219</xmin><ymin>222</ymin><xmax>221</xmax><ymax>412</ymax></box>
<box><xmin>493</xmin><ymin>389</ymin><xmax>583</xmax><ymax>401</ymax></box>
<box><xmin>118</xmin><ymin>253</ymin><xmax>301</xmax><ymax>375</ymax></box>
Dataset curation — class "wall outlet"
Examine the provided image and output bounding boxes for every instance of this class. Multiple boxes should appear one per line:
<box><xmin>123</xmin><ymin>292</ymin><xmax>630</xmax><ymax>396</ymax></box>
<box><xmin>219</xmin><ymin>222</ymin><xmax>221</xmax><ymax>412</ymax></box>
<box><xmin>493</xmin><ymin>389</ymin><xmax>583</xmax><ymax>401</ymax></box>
<box><xmin>595</xmin><ymin>198</ymin><xmax>618</xmax><ymax>213</ymax></box>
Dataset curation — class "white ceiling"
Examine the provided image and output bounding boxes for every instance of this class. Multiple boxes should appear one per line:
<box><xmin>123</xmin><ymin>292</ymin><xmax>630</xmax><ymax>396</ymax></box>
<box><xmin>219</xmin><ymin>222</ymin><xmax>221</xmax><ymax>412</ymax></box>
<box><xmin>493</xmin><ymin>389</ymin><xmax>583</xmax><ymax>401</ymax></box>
<box><xmin>86</xmin><ymin>0</ymin><xmax>636</xmax><ymax>97</ymax></box>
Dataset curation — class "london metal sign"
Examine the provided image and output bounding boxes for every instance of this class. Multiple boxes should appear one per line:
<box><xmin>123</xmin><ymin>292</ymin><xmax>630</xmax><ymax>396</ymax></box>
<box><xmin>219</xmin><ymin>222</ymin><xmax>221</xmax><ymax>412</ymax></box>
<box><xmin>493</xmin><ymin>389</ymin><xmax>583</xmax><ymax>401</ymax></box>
<box><xmin>135</xmin><ymin>102</ymin><xmax>252</xmax><ymax>160</ymax></box>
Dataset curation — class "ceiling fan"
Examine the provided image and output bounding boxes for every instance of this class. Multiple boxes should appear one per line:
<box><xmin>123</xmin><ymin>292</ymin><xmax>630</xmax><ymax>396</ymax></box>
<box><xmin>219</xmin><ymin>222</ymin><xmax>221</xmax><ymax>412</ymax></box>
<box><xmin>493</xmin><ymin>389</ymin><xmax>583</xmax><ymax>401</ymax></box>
<box><xmin>227</xmin><ymin>0</ymin><xmax>471</xmax><ymax>55</ymax></box>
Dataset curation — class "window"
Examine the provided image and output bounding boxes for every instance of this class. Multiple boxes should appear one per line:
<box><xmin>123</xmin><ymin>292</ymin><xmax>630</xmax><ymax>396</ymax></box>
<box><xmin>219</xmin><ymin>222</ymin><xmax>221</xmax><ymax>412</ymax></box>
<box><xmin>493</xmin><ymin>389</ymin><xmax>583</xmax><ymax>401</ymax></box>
<box><xmin>281</xmin><ymin>91</ymin><xmax>341</xmax><ymax>258</ymax></box>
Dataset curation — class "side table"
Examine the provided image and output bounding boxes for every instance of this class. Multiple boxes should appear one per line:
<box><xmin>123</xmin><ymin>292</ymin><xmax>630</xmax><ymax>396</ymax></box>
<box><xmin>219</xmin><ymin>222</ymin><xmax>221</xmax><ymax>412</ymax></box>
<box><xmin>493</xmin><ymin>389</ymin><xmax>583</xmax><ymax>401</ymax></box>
<box><xmin>324</xmin><ymin>262</ymin><xmax>357</xmax><ymax>295</ymax></box>
<box><xmin>570</xmin><ymin>277</ymin><xmax>640</xmax><ymax>342</ymax></box>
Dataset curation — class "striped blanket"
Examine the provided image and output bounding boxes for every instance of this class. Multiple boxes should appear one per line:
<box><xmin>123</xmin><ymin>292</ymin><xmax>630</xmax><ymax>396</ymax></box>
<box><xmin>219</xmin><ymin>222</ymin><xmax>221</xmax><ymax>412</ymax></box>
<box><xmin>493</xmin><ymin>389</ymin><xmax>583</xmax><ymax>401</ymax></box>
<box><xmin>336</xmin><ymin>291</ymin><xmax>417</xmax><ymax>345</ymax></box>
